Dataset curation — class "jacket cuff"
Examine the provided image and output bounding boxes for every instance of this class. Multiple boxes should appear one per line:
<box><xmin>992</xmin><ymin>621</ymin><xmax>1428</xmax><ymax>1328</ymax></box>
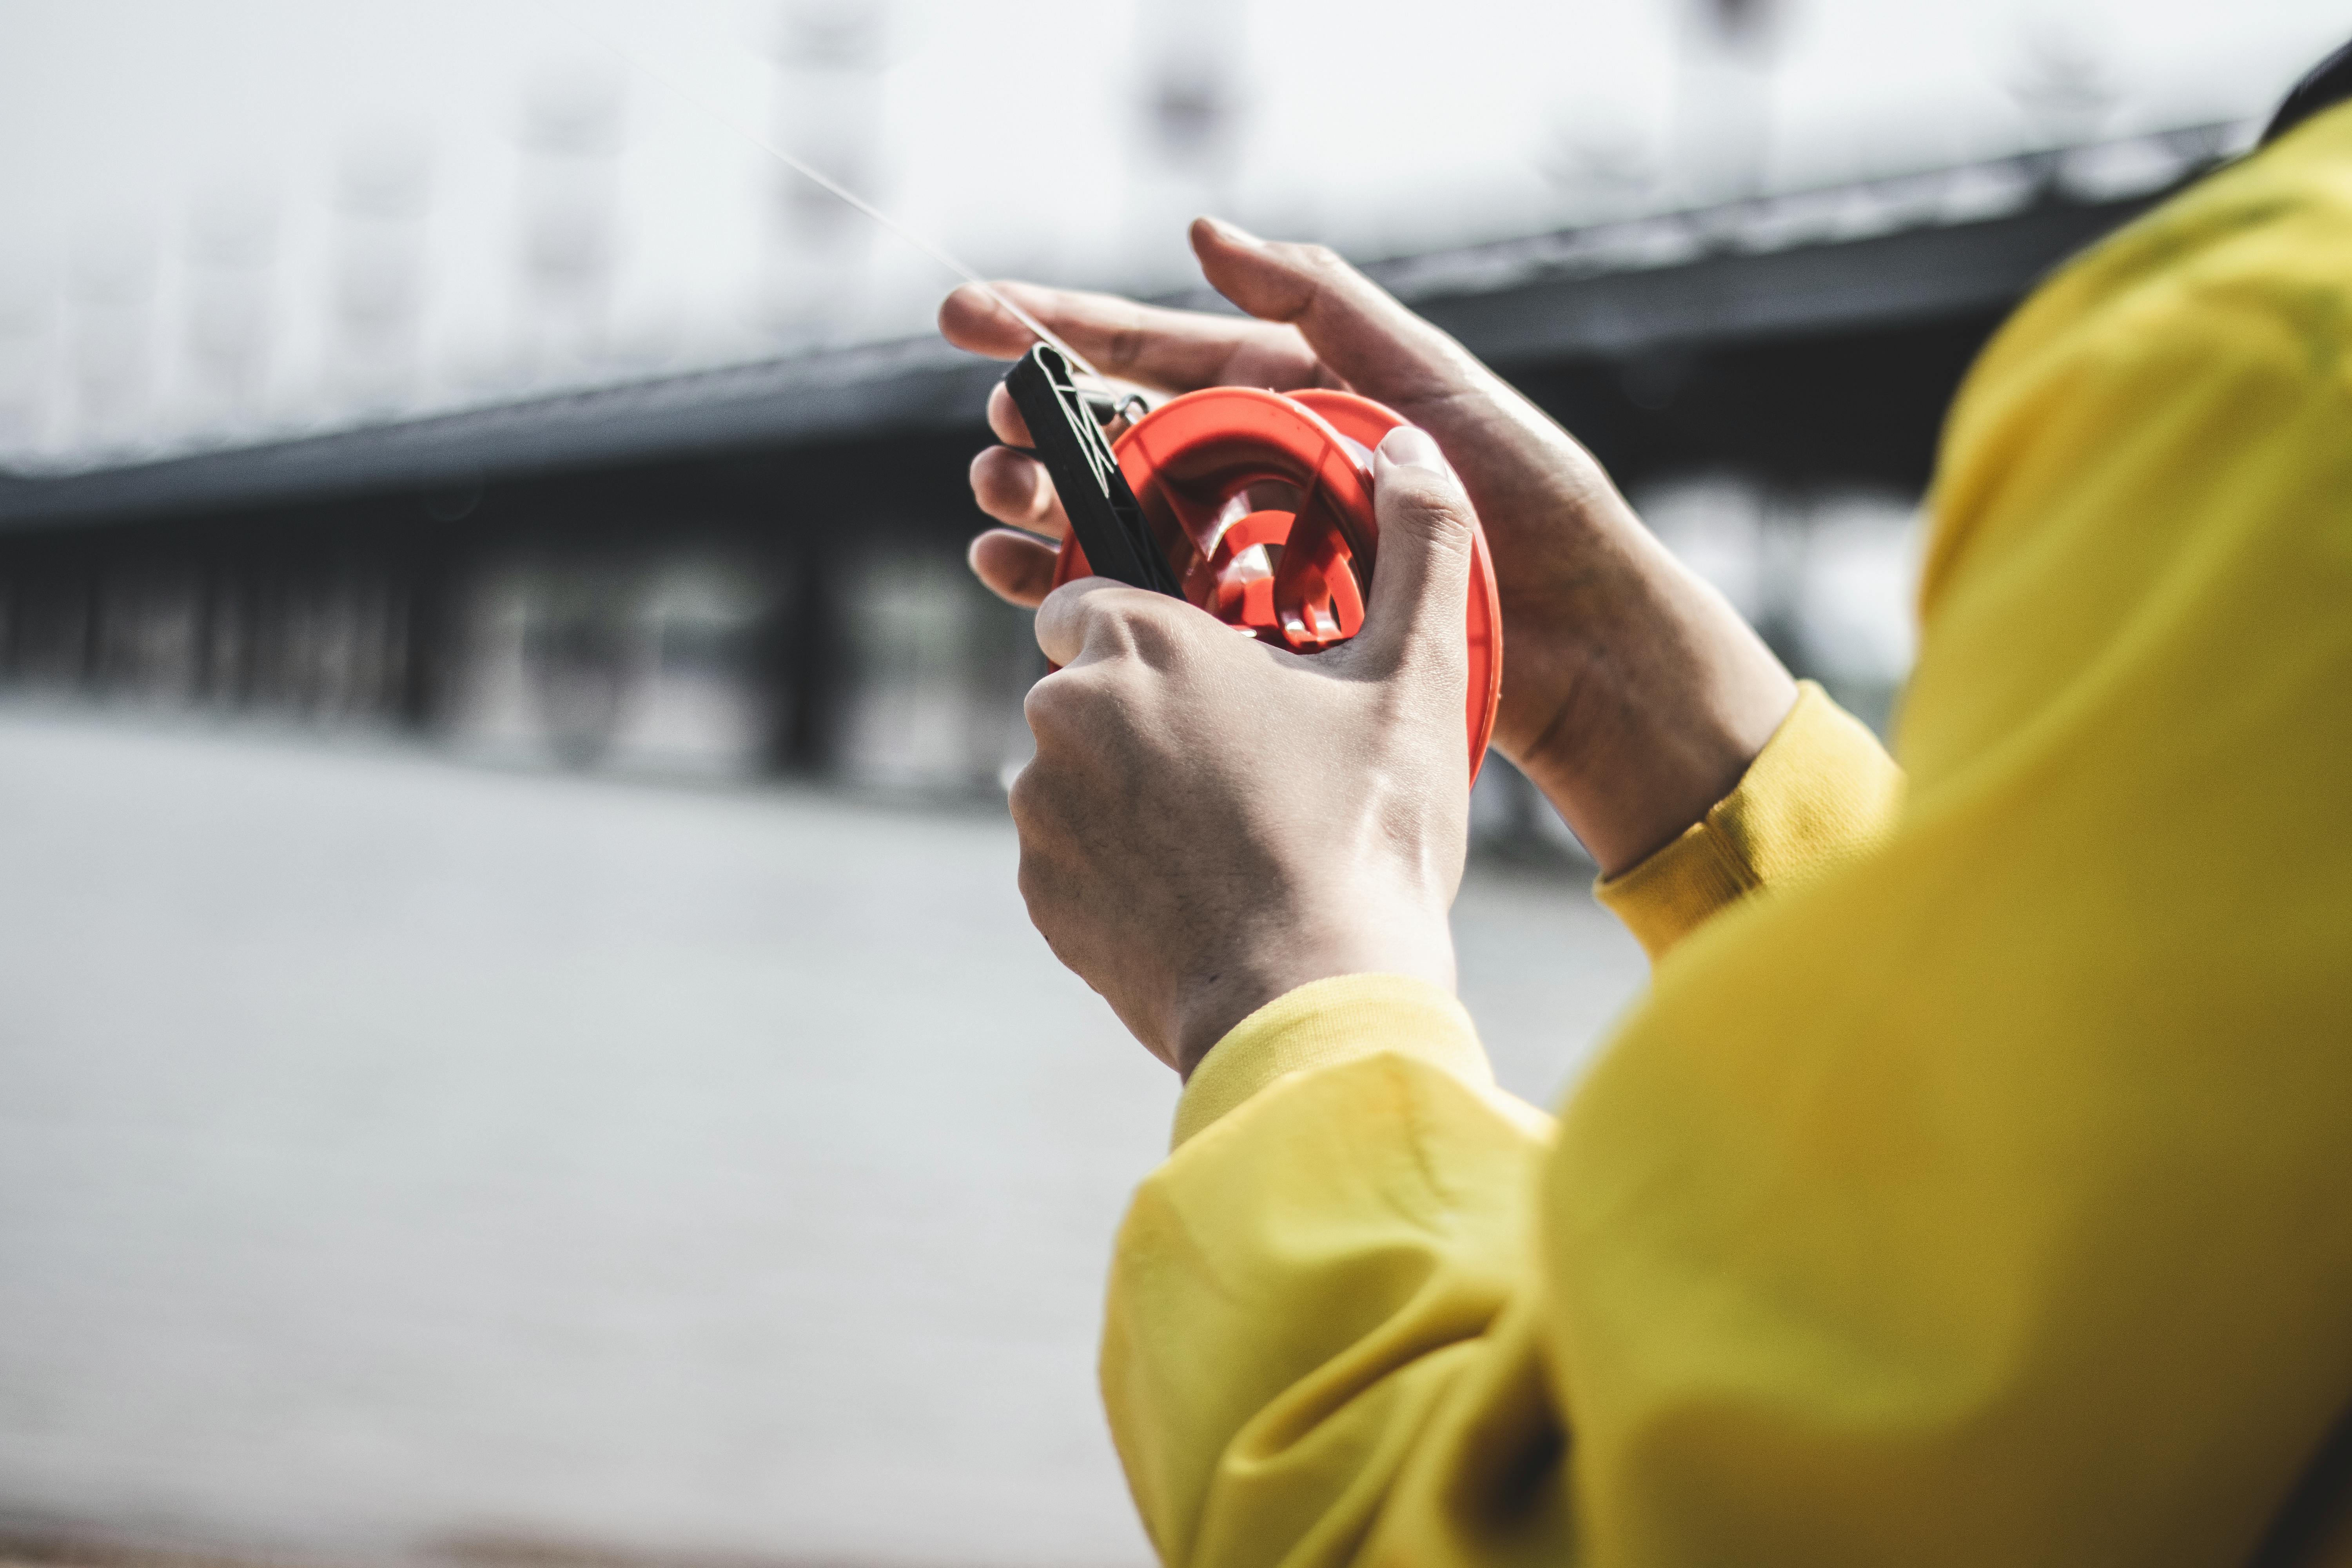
<box><xmin>1594</xmin><ymin>681</ymin><xmax>1904</xmax><ymax>962</ymax></box>
<box><xmin>1170</xmin><ymin>974</ymin><xmax>1490</xmax><ymax>1150</ymax></box>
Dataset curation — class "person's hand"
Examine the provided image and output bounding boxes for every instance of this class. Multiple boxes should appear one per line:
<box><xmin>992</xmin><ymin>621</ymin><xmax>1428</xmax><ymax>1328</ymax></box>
<box><xmin>941</xmin><ymin>219</ymin><xmax>1797</xmax><ymax>877</ymax></box>
<box><xmin>1014</xmin><ymin>426</ymin><xmax>1474</xmax><ymax>1076</ymax></box>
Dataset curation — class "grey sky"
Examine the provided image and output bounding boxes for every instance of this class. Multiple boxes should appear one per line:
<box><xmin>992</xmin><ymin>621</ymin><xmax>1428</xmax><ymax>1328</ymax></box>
<box><xmin>0</xmin><ymin>0</ymin><xmax>2342</xmax><ymax>464</ymax></box>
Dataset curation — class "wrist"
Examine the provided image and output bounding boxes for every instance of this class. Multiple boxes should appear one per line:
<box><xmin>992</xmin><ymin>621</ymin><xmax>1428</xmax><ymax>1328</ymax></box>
<box><xmin>1502</xmin><ymin>534</ymin><xmax>1795</xmax><ymax>877</ymax></box>
<box><xmin>1163</xmin><ymin>902</ymin><xmax>1456</xmax><ymax>1078</ymax></box>
<box><xmin>1518</xmin><ymin>656</ymin><xmax>1795</xmax><ymax>877</ymax></box>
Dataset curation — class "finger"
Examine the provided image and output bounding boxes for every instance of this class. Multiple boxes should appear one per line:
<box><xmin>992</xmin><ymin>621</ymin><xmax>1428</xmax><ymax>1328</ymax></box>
<box><xmin>1033</xmin><ymin>576</ymin><xmax>1171</xmax><ymax>669</ymax></box>
<box><xmin>985</xmin><ymin>379</ymin><xmax>1139</xmax><ymax>451</ymax></box>
<box><xmin>968</xmin><ymin>529</ymin><xmax>1060</xmax><ymax>608</ymax></box>
<box><xmin>970</xmin><ymin>445</ymin><xmax>1069</xmax><ymax>539</ymax></box>
<box><xmin>1354</xmin><ymin>425</ymin><xmax>1476</xmax><ymax>672</ymax></box>
<box><xmin>1189</xmin><ymin>218</ymin><xmax>1483</xmax><ymax>414</ymax></box>
<box><xmin>985</xmin><ymin>381</ymin><xmax>1033</xmax><ymax>448</ymax></box>
<box><xmin>939</xmin><ymin>279</ymin><xmax>1321</xmax><ymax>394</ymax></box>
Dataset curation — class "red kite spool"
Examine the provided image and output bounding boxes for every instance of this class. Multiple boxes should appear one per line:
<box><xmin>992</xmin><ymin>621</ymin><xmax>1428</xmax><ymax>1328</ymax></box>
<box><xmin>1049</xmin><ymin>386</ymin><xmax>1503</xmax><ymax>777</ymax></box>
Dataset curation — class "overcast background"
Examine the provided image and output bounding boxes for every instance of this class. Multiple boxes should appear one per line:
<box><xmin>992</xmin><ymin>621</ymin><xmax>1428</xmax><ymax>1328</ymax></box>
<box><xmin>0</xmin><ymin>0</ymin><xmax>2344</xmax><ymax>470</ymax></box>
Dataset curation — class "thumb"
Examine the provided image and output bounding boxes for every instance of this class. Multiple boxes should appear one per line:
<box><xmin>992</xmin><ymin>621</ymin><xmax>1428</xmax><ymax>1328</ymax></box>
<box><xmin>1356</xmin><ymin>425</ymin><xmax>1475</xmax><ymax>673</ymax></box>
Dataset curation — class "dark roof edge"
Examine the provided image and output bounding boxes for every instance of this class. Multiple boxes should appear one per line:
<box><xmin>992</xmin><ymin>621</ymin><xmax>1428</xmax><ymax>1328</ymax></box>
<box><xmin>0</xmin><ymin>338</ymin><xmax>1005</xmax><ymax>533</ymax></box>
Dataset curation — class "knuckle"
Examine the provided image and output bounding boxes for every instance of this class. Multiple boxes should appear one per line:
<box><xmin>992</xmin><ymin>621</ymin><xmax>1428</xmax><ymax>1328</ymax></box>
<box><xmin>1133</xmin><ymin>590</ymin><xmax>1220</xmax><ymax>646</ymax></box>
<box><xmin>1024</xmin><ymin>660</ymin><xmax>1123</xmax><ymax>741</ymax></box>
<box><xmin>1022</xmin><ymin>672</ymin><xmax>1077</xmax><ymax>736</ymax></box>
<box><xmin>1390</xmin><ymin>486</ymin><xmax>1477</xmax><ymax>548</ymax></box>
<box><xmin>1285</xmin><ymin>241</ymin><xmax>1345</xmax><ymax>276</ymax></box>
<box><xmin>1249</xmin><ymin>242</ymin><xmax>1342</xmax><ymax>324</ymax></box>
<box><xmin>1106</xmin><ymin>322</ymin><xmax>1149</xmax><ymax>370</ymax></box>
<box><xmin>1056</xmin><ymin>588</ymin><xmax>1193</xmax><ymax>664</ymax></box>
<box><xmin>1006</xmin><ymin>762</ymin><xmax>1047</xmax><ymax>832</ymax></box>
<box><xmin>1101</xmin><ymin>603</ymin><xmax>1157</xmax><ymax>652</ymax></box>
<box><xmin>1013</xmin><ymin>848</ymin><xmax>1065</xmax><ymax>935</ymax></box>
<box><xmin>1122</xmin><ymin>601</ymin><xmax>1185</xmax><ymax>657</ymax></box>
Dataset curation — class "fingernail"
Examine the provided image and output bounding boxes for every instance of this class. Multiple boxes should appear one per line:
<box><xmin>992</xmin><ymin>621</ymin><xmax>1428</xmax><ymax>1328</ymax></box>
<box><xmin>1199</xmin><ymin>215</ymin><xmax>1265</xmax><ymax>249</ymax></box>
<box><xmin>1374</xmin><ymin>425</ymin><xmax>1454</xmax><ymax>482</ymax></box>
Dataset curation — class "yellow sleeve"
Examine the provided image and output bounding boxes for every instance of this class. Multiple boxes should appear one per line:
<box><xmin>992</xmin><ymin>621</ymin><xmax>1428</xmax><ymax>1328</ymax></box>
<box><xmin>1101</xmin><ymin>109</ymin><xmax>2352</xmax><ymax>1568</ymax></box>
<box><xmin>1593</xmin><ymin>681</ymin><xmax>1904</xmax><ymax>962</ymax></box>
<box><xmin>1537</xmin><ymin>109</ymin><xmax>2352</xmax><ymax>1568</ymax></box>
<box><xmin>1105</xmin><ymin>976</ymin><xmax>1565</xmax><ymax>1568</ymax></box>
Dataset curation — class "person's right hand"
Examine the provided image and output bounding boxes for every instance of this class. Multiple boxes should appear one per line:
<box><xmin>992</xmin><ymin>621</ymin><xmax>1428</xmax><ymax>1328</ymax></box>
<box><xmin>939</xmin><ymin>219</ymin><xmax>1796</xmax><ymax>878</ymax></box>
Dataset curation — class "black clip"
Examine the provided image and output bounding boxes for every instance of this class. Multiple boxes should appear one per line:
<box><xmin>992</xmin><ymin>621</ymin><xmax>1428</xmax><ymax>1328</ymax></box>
<box><xmin>1002</xmin><ymin>345</ymin><xmax>1185</xmax><ymax>599</ymax></box>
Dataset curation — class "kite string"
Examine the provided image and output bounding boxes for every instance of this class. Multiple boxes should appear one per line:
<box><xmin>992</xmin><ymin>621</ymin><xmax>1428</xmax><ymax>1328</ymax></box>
<box><xmin>540</xmin><ymin>3</ymin><xmax>1105</xmax><ymax>382</ymax></box>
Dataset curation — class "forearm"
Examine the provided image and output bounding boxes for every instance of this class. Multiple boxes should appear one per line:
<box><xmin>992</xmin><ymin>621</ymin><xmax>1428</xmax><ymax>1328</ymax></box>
<box><xmin>1503</xmin><ymin>531</ymin><xmax>1799</xmax><ymax>880</ymax></box>
<box><xmin>1365</xmin><ymin>350</ymin><xmax>1799</xmax><ymax>879</ymax></box>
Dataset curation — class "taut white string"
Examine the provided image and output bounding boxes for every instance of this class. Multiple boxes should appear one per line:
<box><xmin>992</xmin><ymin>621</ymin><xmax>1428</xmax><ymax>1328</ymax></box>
<box><xmin>537</xmin><ymin>3</ymin><xmax>1106</xmax><ymax>381</ymax></box>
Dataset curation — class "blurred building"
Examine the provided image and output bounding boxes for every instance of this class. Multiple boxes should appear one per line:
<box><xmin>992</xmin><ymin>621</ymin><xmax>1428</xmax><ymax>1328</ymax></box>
<box><xmin>330</xmin><ymin>132</ymin><xmax>435</xmax><ymax>417</ymax></box>
<box><xmin>760</xmin><ymin>1</ymin><xmax>889</xmax><ymax>348</ymax></box>
<box><xmin>514</xmin><ymin>67</ymin><xmax>626</xmax><ymax>381</ymax></box>
<box><xmin>0</xmin><ymin>122</ymin><xmax>2242</xmax><ymax>822</ymax></box>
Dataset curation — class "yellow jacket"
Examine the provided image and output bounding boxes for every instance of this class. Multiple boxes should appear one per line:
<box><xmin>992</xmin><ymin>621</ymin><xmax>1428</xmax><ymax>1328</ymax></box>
<box><xmin>1100</xmin><ymin>105</ymin><xmax>2352</xmax><ymax>1567</ymax></box>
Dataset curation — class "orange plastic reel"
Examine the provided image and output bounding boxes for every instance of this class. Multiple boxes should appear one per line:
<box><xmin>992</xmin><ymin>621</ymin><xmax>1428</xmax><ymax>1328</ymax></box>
<box><xmin>1049</xmin><ymin>386</ymin><xmax>1503</xmax><ymax>778</ymax></box>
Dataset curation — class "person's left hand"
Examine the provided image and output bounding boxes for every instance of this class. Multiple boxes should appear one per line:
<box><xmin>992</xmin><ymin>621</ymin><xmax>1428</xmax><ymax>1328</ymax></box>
<box><xmin>1011</xmin><ymin>425</ymin><xmax>1475</xmax><ymax>1077</ymax></box>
